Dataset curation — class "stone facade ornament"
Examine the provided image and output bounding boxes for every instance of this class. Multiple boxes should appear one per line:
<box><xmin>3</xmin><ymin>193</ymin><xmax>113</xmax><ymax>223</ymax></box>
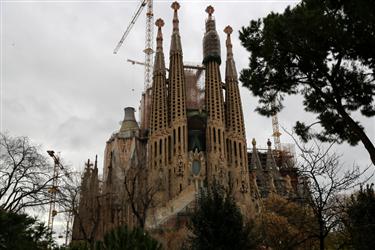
<box><xmin>240</xmin><ymin>180</ymin><xmax>248</xmax><ymax>193</ymax></box>
<box><xmin>176</xmin><ymin>155</ymin><xmax>184</xmax><ymax>177</ymax></box>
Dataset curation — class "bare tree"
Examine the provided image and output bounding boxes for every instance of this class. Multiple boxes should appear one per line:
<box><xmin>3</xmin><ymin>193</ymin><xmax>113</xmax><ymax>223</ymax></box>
<box><xmin>0</xmin><ymin>133</ymin><xmax>55</xmax><ymax>212</ymax></box>
<box><xmin>290</xmin><ymin>133</ymin><xmax>372</xmax><ymax>250</ymax></box>
<box><xmin>124</xmin><ymin>165</ymin><xmax>159</xmax><ymax>229</ymax></box>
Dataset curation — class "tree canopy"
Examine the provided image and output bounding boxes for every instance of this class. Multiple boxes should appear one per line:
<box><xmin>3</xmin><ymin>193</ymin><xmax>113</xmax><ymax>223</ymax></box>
<box><xmin>346</xmin><ymin>184</ymin><xmax>375</xmax><ymax>250</ymax></box>
<box><xmin>0</xmin><ymin>209</ymin><xmax>55</xmax><ymax>250</ymax></box>
<box><xmin>68</xmin><ymin>225</ymin><xmax>162</xmax><ymax>250</ymax></box>
<box><xmin>188</xmin><ymin>183</ymin><xmax>258</xmax><ymax>250</ymax></box>
<box><xmin>0</xmin><ymin>133</ymin><xmax>54</xmax><ymax>212</ymax></box>
<box><xmin>256</xmin><ymin>194</ymin><xmax>318</xmax><ymax>250</ymax></box>
<box><xmin>239</xmin><ymin>0</ymin><xmax>375</xmax><ymax>164</ymax></box>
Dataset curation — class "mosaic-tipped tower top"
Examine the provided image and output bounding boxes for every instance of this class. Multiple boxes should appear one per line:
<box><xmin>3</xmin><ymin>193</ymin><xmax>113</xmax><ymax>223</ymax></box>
<box><xmin>224</xmin><ymin>25</ymin><xmax>238</xmax><ymax>81</ymax></box>
<box><xmin>155</xmin><ymin>18</ymin><xmax>165</xmax><ymax>50</ymax></box>
<box><xmin>170</xmin><ymin>1</ymin><xmax>182</xmax><ymax>54</ymax></box>
<box><xmin>154</xmin><ymin>18</ymin><xmax>166</xmax><ymax>73</ymax></box>
<box><xmin>202</xmin><ymin>5</ymin><xmax>221</xmax><ymax>65</ymax></box>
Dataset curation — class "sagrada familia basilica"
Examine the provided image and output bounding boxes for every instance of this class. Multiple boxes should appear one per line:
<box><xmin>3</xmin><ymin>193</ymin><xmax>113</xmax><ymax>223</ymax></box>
<box><xmin>72</xmin><ymin>2</ymin><xmax>305</xmax><ymax>247</ymax></box>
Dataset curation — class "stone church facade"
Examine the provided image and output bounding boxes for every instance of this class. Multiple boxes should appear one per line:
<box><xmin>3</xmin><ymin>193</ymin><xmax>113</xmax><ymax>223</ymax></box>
<box><xmin>72</xmin><ymin>2</ymin><xmax>305</xmax><ymax>245</ymax></box>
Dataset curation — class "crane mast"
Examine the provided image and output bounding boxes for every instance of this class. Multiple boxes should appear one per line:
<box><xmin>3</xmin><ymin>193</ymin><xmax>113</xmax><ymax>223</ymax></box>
<box><xmin>113</xmin><ymin>0</ymin><xmax>154</xmax><ymax>90</ymax></box>
<box><xmin>144</xmin><ymin>0</ymin><xmax>154</xmax><ymax>90</ymax></box>
<box><xmin>272</xmin><ymin>111</ymin><xmax>282</xmax><ymax>151</ymax></box>
<box><xmin>271</xmin><ymin>94</ymin><xmax>282</xmax><ymax>151</ymax></box>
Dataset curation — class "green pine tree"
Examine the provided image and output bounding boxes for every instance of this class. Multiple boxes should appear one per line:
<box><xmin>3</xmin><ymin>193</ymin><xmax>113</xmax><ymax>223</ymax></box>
<box><xmin>239</xmin><ymin>0</ymin><xmax>375</xmax><ymax>165</ymax></box>
<box><xmin>0</xmin><ymin>209</ymin><xmax>55</xmax><ymax>250</ymax></box>
<box><xmin>188</xmin><ymin>183</ymin><xmax>258</xmax><ymax>250</ymax></box>
<box><xmin>94</xmin><ymin>225</ymin><xmax>162</xmax><ymax>250</ymax></box>
<box><xmin>346</xmin><ymin>184</ymin><xmax>375</xmax><ymax>250</ymax></box>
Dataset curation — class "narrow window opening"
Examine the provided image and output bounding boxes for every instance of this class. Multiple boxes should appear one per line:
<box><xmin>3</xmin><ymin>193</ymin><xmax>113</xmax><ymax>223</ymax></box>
<box><xmin>168</xmin><ymin>136</ymin><xmax>172</xmax><ymax>161</ymax></box>
<box><xmin>173</xmin><ymin>129</ymin><xmax>176</xmax><ymax>144</ymax></box>
<box><xmin>218</xmin><ymin>129</ymin><xmax>221</xmax><ymax>144</ymax></box>
<box><xmin>178</xmin><ymin>127</ymin><xmax>181</xmax><ymax>144</ymax></box>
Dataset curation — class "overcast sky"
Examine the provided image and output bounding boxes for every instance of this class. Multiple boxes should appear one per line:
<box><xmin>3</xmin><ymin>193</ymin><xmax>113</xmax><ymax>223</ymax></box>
<box><xmin>2</xmin><ymin>0</ymin><xmax>374</xmax><ymax>175</ymax></box>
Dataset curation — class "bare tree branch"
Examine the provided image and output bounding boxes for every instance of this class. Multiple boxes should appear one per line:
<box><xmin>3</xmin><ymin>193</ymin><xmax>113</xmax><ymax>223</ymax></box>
<box><xmin>283</xmin><ymin>128</ymin><xmax>373</xmax><ymax>250</ymax></box>
<box><xmin>0</xmin><ymin>133</ymin><xmax>64</xmax><ymax>212</ymax></box>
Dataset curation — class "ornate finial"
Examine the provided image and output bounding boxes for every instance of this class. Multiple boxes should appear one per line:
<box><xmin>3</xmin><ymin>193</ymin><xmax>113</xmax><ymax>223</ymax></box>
<box><xmin>155</xmin><ymin>18</ymin><xmax>164</xmax><ymax>28</ymax></box>
<box><xmin>267</xmin><ymin>139</ymin><xmax>272</xmax><ymax>147</ymax></box>
<box><xmin>171</xmin><ymin>1</ymin><xmax>180</xmax><ymax>11</ymax></box>
<box><xmin>224</xmin><ymin>25</ymin><xmax>233</xmax><ymax>35</ymax></box>
<box><xmin>252</xmin><ymin>138</ymin><xmax>257</xmax><ymax>146</ymax></box>
<box><xmin>206</xmin><ymin>5</ymin><xmax>214</xmax><ymax>16</ymax></box>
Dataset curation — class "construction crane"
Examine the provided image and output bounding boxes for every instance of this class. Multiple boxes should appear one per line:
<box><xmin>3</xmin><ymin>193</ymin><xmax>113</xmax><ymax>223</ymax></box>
<box><xmin>114</xmin><ymin>0</ymin><xmax>154</xmax><ymax>90</ymax></box>
<box><xmin>271</xmin><ymin>98</ymin><xmax>282</xmax><ymax>151</ymax></box>
<box><xmin>127</xmin><ymin>58</ymin><xmax>205</xmax><ymax>71</ymax></box>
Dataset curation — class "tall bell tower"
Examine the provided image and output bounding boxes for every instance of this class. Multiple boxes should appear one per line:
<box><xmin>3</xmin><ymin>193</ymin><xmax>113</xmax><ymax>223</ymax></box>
<box><xmin>224</xmin><ymin>26</ymin><xmax>252</xmax><ymax>209</ymax></box>
<box><xmin>203</xmin><ymin>6</ymin><xmax>227</xmax><ymax>185</ymax></box>
<box><xmin>168</xmin><ymin>2</ymin><xmax>189</xmax><ymax>198</ymax></box>
<box><xmin>148</xmin><ymin>18</ymin><xmax>169</xmax><ymax>204</ymax></box>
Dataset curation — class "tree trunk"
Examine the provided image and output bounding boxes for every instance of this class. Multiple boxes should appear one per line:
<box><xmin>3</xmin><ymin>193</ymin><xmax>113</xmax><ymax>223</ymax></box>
<box><xmin>319</xmin><ymin>221</ymin><xmax>325</xmax><ymax>250</ymax></box>
<box><xmin>337</xmin><ymin>106</ymin><xmax>375</xmax><ymax>166</ymax></box>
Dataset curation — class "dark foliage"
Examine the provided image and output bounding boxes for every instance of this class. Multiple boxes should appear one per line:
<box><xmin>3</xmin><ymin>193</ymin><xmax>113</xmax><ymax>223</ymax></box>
<box><xmin>0</xmin><ymin>209</ymin><xmax>55</xmax><ymax>250</ymax></box>
<box><xmin>188</xmin><ymin>183</ymin><xmax>258</xmax><ymax>250</ymax></box>
<box><xmin>68</xmin><ymin>225</ymin><xmax>162</xmax><ymax>250</ymax></box>
<box><xmin>346</xmin><ymin>184</ymin><xmax>375</xmax><ymax>250</ymax></box>
<box><xmin>96</xmin><ymin>225</ymin><xmax>162</xmax><ymax>250</ymax></box>
<box><xmin>239</xmin><ymin>0</ymin><xmax>375</xmax><ymax>164</ymax></box>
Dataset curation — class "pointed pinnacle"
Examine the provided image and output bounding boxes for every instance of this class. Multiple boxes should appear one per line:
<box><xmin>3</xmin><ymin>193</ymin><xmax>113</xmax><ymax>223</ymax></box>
<box><xmin>206</xmin><ymin>5</ymin><xmax>214</xmax><ymax>16</ymax></box>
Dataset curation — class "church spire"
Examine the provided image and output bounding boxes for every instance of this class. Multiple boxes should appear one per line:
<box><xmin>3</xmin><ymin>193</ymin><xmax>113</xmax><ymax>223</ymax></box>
<box><xmin>203</xmin><ymin>5</ymin><xmax>226</xmax><ymax>185</ymax></box>
<box><xmin>154</xmin><ymin>18</ymin><xmax>166</xmax><ymax>74</ymax></box>
<box><xmin>150</xmin><ymin>18</ymin><xmax>168</xmax><ymax>134</ymax></box>
<box><xmin>224</xmin><ymin>25</ymin><xmax>245</xmax><ymax>138</ymax></box>
<box><xmin>168</xmin><ymin>1</ymin><xmax>188</xmax><ymax>198</ymax></box>
<box><xmin>170</xmin><ymin>1</ymin><xmax>182</xmax><ymax>54</ymax></box>
<box><xmin>168</xmin><ymin>0</ymin><xmax>186</xmax><ymax>124</ymax></box>
<box><xmin>223</xmin><ymin>26</ymin><xmax>251</xmax><ymax>201</ymax></box>
<box><xmin>203</xmin><ymin>5</ymin><xmax>221</xmax><ymax>65</ymax></box>
<box><xmin>224</xmin><ymin>25</ymin><xmax>237</xmax><ymax>81</ymax></box>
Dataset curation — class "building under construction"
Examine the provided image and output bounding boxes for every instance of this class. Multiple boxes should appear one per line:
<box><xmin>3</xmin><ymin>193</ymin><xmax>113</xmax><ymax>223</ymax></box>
<box><xmin>72</xmin><ymin>2</ymin><xmax>306</xmax><ymax>248</ymax></box>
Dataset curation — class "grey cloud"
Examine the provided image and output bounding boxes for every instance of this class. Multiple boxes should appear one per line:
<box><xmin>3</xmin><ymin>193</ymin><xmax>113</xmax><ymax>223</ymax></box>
<box><xmin>2</xmin><ymin>0</ymin><xmax>373</xmax><ymax>175</ymax></box>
